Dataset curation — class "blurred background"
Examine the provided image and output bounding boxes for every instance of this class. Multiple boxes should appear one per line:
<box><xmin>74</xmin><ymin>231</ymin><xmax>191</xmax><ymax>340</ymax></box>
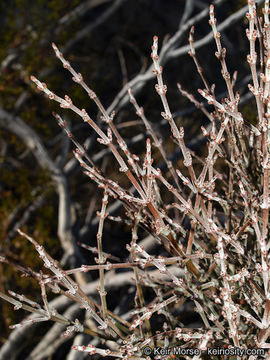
<box><xmin>0</xmin><ymin>0</ymin><xmax>254</xmax><ymax>358</ymax></box>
